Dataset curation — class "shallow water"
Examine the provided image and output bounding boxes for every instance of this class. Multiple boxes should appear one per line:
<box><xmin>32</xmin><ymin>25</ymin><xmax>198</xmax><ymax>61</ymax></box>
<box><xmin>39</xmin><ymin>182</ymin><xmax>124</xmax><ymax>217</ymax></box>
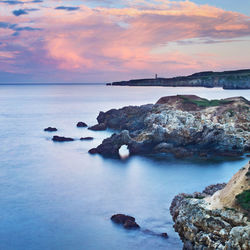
<box><xmin>0</xmin><ymin>85</ymin><xmax>249</xmax><ymax>250</ymax></box>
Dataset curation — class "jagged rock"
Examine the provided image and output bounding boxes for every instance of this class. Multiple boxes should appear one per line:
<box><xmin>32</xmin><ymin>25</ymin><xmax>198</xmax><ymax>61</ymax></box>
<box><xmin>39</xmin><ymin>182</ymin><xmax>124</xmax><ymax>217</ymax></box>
<box><xmin>97</xmin><ymin>104</ymin><xmax>153</xmax><ymax>131</ymax></box>
<box><xmin>88</xmin><ymin>148</ymin><xmax>98</xmax><ymax>154</ymax></box>
<box><xmin>170</xmin><ymin>163</ymin><xmax>250</xmax><ymax>249</ymax></box>
<box><xmin>52</xmin><ymin>136</ymin><xmax>74</xmax><ymax>142</ymax></box>
<box><xmin>91</xmin><ymin>95</ymin><xmax>250</xmax><ymax>158</ymax></box>
<box><xmin>202</xmin><ymin>183</ymin><xmax>227</xmax><ymax>196</ymax></box>
<box><xmin>88</xmin><ymin>123</ymin><xmax>107</xmax><ymax>131</ymax></box>
<box><xmin>44</xmin><ymin>127</ymin><xmax>57</xmax><ymax>132</ymax></box>
<box><xmin>94</xmin><ymin>130</ymin><xmax>133</xmax><ymax>157</ymax></box>
<box><xmin>111</xmin><ymin>214</ymin><xmax>140</xmax><ymax>229</ymax></box>
<box><xmin>76</xmin><ymin>122</ymin><xmax>87</xmax><ymax>127</ymax></box>
<box><xmin>80</xmin><ymin>137</ymin><xmax>94</xmax><ymax>140</ymax></box>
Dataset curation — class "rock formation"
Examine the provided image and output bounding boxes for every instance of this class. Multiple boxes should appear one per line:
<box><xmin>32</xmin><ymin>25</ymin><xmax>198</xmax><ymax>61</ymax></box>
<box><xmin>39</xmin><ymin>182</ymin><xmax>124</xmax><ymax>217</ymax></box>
<box><xmin>111</xmin><ymin>214</ymin><xmax>140</xmax><ymax>229</ymax></box>
<box><xmin>89</xmin><ymin>95</ymin><xmax>250</xmax><ymax>158</ymax></box>
<box><xmin>80</xmin><ymin>137</ymin><xmax>94</xmax><ymax>140</ymax></box>
<box><xmin>44</xmin><ymin>127</ymin><xmax>57</xmax><ymax>132</ymax></box>
<box><xmin>170</xmin><ymin>163</ymin><xmax>250</xmax><ymax>249</ymax></box>
<box><xmin>52</xmin><ymin>136</ymin><xmax>74</xmax><ymax>142</ymax></box>
<box><xmin>109</xmin><ymin>69</ymin><xmax>250</xmax><ymax>89</ymax></box>
<box><xmin>76</xmin><ymin>122</ymin><xmax>88</xmax><ymax>127</ymax></box>
<box><xmin>111</xmin><ymin>214</ymin><xmax>168</xmax><ymax>237</ymax></box>
<box><xmin>88</xmin><ymin>123</ymin><xmax>107</xmax><ymax>131</ymax></box>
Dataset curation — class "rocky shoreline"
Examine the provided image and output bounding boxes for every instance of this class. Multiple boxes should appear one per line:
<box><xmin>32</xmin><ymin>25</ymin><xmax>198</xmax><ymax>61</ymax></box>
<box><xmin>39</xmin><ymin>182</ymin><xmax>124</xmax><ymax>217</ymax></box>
<box><xmin>109</xmin><ymin>69</ymin><xmax>250</xmax><ymax>89</ymax></box>
<box><xmin>89</xmin><ymin>95</ymin><xmax>250</xmax><ymax>159</ymax></box>
<box><xmin>170</xmin><ymin>163</ymin><xmax>250</xmax><ymax>249</ymax></box>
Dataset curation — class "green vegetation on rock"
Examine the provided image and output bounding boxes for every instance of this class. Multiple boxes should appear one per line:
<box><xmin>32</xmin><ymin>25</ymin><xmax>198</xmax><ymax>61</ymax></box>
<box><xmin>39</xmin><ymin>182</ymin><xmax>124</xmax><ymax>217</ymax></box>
<box><xmin>179</xmin><ymin>96</ymin><xmax>232</xmax><ymax>107</ymax></box>
<box><xmin>235</xmin><ymin>189</ymin><xmax>250</xmax><ymax>212</ymax></box>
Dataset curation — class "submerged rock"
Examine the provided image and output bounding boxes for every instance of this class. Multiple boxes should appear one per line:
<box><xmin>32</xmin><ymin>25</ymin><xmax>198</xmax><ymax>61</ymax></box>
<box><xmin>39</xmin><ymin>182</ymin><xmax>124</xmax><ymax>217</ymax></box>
<box><xmin>111</xmin><ymin>214</ymin><xmax>140</xmax><ymax>229</ymax></box>
<box><xmin>111</xmin><ymin>214</ymin><xmax>169</xmax><ymax>238</ymax></box>
<box><xmin>142</xmin><ymin>229</ymin><xmax>168</xmax><ymax>238</ymax></box>
<box><xmin>90</xmin><ymin>95</ymin><xmax>250</xmax><ymax>158</ymax></box>
<box><xmin>44</xmin><ymin>127</ymin><xmax>57</xmax><ymax>132</ymax></box>
<box><xmin>80</xmin><ymin>137</ymin><xmax>94</xmax><ymax>141</ymax></box>
<box><xmin>170</xmin><ymin>163</ymin><xmax>250</xmax><ymax>249</ymax></box>
<box><xmin>160</xmin><ymin>232</ymin><xmax>169</xmax><ymax>238</ymax></box>
<box><xmin>77</xmin><ymin>122</ymin><xmax>87</xmax><ymax>127</ymax></box>
<box><xmin>52</xmin><ymin>136</ymin><xmax>74</xmax><ymax>142</ymax></box>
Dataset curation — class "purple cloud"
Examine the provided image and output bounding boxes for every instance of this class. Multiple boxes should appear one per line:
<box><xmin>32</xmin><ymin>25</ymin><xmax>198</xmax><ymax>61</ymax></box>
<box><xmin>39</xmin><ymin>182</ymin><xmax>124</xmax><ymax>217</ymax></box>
<box><xmin>13</xmin><ymin>8</ymin><xmax>39</xmax><ymax>16</ymax></box>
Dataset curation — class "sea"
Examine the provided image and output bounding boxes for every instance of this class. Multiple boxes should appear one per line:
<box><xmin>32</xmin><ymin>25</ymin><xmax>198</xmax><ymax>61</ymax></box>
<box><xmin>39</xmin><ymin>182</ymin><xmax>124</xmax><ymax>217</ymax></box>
<box><xmin>0</xmin><ymin>84</ymin><xmax>249</xmax><ymax>250</ymax></box>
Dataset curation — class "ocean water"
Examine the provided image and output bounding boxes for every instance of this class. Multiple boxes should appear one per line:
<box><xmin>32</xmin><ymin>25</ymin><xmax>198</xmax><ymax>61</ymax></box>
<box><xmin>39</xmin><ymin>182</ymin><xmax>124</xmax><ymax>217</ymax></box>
<box><xmin>0</xmin><ymin>85</ymin><xmax>249</xmax><ymax>250</ymax></box>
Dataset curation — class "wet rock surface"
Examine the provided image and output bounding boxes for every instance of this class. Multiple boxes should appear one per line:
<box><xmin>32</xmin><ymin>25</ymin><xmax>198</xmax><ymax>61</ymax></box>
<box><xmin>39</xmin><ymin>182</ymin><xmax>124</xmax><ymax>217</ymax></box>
<box><xmin>111</xmin><ymin>214</ymin><xmax>169</xmax><ymax>238</ymax></box>
<box><xmin>90</xmin><ymin>95</ymin><xmax>250</xmax><ymax>158</ymax></box>
<box><xmin>76</xmin><ymin>122</ymin><xmax>87</xmax><ymax>127</ymax></box>
<box><xmin>80</xmin><ymin>137</ymin><xmax>94</xmax><ymax>140</ymax></box>
<box><xmin>111</xmin><ymin>214</ymin><xmax>140</xmax><ymax>229</ymax></box>
<box><xmin>88</xmin><ymin>123</ymin><xmax>107</xmax><ymax>131</ymax></box>
<box><xmin>52</xmin><ymin>136</ymin><xmax>74</xmax><ymax>142</ymax></box>
<box><xmin>44</xmin><ymin>127</ymin><xmax>57</xmax><ymax>132</ymax></box>
<box><xmin>88</xmin><ymin>148</ymin><xmax>98</xmax><ymax>154</ymax></box>
<box><xmin>142</xmin><ymin>229</ymin><xmax>168</xmax><ymax>238</ymax></box>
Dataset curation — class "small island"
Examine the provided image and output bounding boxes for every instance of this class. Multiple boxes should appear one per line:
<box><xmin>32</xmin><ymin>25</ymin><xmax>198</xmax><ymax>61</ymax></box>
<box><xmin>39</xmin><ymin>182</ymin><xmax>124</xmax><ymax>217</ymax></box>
<box><xmin>108</xmin><ymin>69</ymin><xmax>250</xmax><ymax>89</ymax></box>
<box><xmin>89</xmin><ymin>95</ymin><xmax>250</xmax><ymax>159</ymax></box>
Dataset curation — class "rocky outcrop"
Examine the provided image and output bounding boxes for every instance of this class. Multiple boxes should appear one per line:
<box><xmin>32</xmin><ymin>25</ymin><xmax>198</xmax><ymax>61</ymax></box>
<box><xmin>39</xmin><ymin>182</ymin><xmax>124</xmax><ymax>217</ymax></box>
<box><xmin>109</xmin><ymin>69</ymin><xmax>250</xmax><ymax>89</ymax></box>
<box><xmin>52</xmin><ymin>136</ymin><xmax>74</xmax><ymax>142</ymax></box>
<box><xmin>80</xmin><ymin>137</ymin><xmax>94</xmax><ymax>140</ymax></box>
<box><xmin>89</xmin><ymin>95</ymin><xmax>250</xmax><ymax>158</ymax></box>
<box><xmin>170</xmin><ymin>163</ymin><xmax>250</xmax><ymax>249</ymax></box>
<box><xmin>76</xmin><ymin>122</ymin><xmax>87</xmax><ymax>127</ymax></box>
<box><xmin>88</xmin><ymin>123</ymin><xmax>107</xmax><ymax>131</ymax></box>
<box><xmin>111</xmin><ymin>214</ymin><xmax>168</xmax><ymax>237</ymax></box>
<box><xmin>44</xmin><ymin>127</ymin><xmax>57</xmax><ymax>132</ymax></box>
<box><xmin>111</xmin><ymin>214</ymin><xmax>140</xmax><ymax>229</ymax></box>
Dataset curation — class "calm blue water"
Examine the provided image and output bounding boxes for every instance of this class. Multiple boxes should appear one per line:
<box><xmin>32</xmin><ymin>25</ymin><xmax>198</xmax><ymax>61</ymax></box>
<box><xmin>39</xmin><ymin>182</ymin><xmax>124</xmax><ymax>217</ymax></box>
<box><xmin>0</xmin><ymin>85</ymin><xmax>249</xmax><ymax>250</ymax></box>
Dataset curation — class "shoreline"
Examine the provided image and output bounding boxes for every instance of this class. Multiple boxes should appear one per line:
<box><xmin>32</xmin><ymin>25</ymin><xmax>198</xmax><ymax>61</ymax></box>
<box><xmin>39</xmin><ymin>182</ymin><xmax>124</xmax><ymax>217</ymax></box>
<box><xmin>108</xmin><ymin>69</ymin><xmax>250</xmax><ymax>89</ymax></box>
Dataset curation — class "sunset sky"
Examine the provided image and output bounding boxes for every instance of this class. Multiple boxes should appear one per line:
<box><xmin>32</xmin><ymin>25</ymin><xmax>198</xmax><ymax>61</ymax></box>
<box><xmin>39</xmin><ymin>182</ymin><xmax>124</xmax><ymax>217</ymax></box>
<box><xmin>0</xmin><ymin>0</ymin><xmax>250</xmax><ymax>83</ymax></box>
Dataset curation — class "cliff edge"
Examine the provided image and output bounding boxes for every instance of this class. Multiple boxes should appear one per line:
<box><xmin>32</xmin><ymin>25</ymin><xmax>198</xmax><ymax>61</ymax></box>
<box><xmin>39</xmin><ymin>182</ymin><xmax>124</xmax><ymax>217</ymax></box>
<box><xmin>109</xmin><ymin>69</ymin><xmax>250</xmax><ymax>89</ymax></box>
<box><xmin>170</xmin><ymin>162</ymin><xmax>250</xmax><ymax>249</ymax></box>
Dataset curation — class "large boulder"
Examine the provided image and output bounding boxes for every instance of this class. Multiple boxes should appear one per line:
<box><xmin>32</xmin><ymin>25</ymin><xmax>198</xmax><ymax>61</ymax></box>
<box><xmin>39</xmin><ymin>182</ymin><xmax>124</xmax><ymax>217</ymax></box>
<box><xmin>111</xmin><ymin>214</ymin><xmax>140</xmax><ymax>229</ymax></box>
<box><xmin>44</xmin><ymin>127</ymin><xmax>57</xmax><ymax>132</ymax></box>
<box><xmin>52</xmin><ymin>136</ymin><xmax>74</xmax><ymax>142</ymax></box>
<box><xmin>76</xmin><ymin>122</ymin><xmax>87</xmax><ymax>127</ymax></box>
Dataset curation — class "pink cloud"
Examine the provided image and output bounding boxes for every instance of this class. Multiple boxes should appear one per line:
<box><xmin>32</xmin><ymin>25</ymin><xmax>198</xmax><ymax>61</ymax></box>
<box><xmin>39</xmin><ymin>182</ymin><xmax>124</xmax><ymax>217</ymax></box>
<box><xmin>0</xmin><ymin>0</ymin><xmax>250</xmax><ymax>82</ymax></box>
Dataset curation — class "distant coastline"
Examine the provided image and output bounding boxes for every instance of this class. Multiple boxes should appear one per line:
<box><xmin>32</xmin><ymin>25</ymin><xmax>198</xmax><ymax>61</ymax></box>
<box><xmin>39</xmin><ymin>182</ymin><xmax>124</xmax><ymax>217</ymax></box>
<box><xmin>0</xmin><ymin>83</ymin><xmax>105</xmax><ymax>85</ymax></box>
<box><xmin>108</xmin><ymin>69</ymin><xmax>250</xmax><ymax>89</ymax></box>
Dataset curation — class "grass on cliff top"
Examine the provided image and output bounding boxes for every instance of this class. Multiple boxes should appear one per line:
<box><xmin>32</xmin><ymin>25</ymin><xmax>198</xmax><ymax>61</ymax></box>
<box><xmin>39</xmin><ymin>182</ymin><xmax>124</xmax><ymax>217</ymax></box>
<box><xmin>235</xmin><ymin>189</ymin><xmax>250</xmax><ymax>212</ymax></box>
<box><xmin>180</xmin><ymin>96</ymin><xmax>232</xmax><ymax>107</ymax></box>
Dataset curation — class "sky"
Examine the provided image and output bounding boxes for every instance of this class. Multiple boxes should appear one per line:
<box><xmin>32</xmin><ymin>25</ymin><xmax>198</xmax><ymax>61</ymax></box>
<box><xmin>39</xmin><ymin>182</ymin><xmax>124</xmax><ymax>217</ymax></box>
<box><xmin>0</xmin><ymin>0</ymin><xmax>250</xmax><ymax>83</ymax></box>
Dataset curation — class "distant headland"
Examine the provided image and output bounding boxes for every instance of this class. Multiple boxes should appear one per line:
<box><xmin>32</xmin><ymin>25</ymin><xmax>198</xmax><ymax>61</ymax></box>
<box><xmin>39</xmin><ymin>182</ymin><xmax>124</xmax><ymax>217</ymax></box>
<box><xmin>107</xmin><ymin>69</ymin><xmax>250</xmax><ymax>89</ymax></box>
